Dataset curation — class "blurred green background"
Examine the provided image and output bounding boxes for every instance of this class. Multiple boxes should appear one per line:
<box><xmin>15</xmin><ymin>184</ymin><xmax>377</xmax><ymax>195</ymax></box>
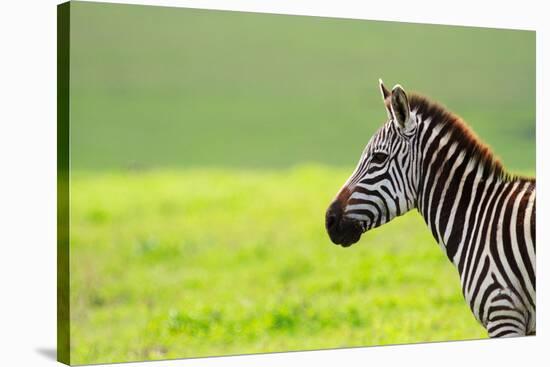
<box><xmin>68</xmin><ymin>1</ymin><xmax>535</xmax><ymax>364</ymax></box>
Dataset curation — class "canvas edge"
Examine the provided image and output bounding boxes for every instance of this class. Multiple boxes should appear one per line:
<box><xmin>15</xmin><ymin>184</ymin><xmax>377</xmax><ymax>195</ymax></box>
<box><xmin>57</xmin><ymin>1</ymin><xmax>71</xmax><ymax>365</ymax></box>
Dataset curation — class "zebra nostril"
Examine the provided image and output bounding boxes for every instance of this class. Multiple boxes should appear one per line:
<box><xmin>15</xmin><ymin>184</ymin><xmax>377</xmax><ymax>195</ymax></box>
<box><xmin>326</xmin><ymin>200</ymin><xmax>343</xmax><ymax>232</ymax></box>
<box><xmin>326</xmin><ymin>213</ymin><xmax>337</xmax><ymax>230</ymax></box>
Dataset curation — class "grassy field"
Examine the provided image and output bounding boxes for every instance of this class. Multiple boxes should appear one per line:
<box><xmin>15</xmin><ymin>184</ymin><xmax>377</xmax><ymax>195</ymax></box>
<box><xmin>65</xmin><ymin>2</ymin><xmax>535</xmax><ymax>365</ymax></box>
<box><xmin>70</xmin><ymin>166</ymin><xmax>491</xmax><ymax>364</ymax></box>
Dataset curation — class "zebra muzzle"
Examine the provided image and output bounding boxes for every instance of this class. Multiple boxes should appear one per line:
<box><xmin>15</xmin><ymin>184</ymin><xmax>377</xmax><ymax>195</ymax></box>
<box><xmin>325</xmin><ymin>200</ymin><xmax>364</xmax><ymax>247</ymax></box>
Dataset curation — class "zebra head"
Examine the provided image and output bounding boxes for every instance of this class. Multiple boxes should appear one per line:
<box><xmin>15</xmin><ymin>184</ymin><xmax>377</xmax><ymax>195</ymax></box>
<box><xmin>326</xmin><ymin>80</ymin><xmax>418</xmax><ymax>247</ymax></box>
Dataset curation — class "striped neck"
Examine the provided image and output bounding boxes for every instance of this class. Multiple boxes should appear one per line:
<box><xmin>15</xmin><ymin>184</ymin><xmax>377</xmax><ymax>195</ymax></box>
<box><xmin>409</xmin><ymin>95</ymin><xmax>524</xmax><ymax>264</ymax></box>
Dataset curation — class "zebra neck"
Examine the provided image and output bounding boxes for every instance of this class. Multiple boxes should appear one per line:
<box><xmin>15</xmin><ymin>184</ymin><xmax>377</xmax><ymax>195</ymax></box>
<box><xmin>415</xmin><ymin>121</ymin><xmax>506</xmax><ymax>265</ymax></box>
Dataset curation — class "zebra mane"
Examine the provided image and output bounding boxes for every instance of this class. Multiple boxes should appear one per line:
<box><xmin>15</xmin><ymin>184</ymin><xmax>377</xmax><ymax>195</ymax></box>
<box><xmin>408</xmin><ymin>93</ymin><xmax>529</xmax><ymax>183</ymax></box>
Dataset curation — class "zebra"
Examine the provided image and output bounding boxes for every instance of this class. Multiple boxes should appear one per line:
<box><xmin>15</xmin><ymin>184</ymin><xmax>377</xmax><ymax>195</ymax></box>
<box><xmin>325</xmin><ymin>80</ymin><xmax>536</xmax><ymax>337</ymax></box>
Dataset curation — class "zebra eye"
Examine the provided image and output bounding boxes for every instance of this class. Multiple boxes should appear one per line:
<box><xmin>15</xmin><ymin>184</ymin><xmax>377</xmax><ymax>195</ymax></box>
<box><xmin>371</xmin><ymin>152</ymin><xmax>388</xmax><ymax>164</ymax></box>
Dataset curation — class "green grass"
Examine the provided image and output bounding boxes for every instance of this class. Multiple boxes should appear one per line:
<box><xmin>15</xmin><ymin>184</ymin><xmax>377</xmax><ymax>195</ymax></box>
<box><xmin>70</xmin><ymin>166</ymin><xmax>489</xmax><ymax>364</ymax></box>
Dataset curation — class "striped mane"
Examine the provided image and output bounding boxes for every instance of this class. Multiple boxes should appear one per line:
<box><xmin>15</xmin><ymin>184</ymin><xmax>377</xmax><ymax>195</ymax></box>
<box><xmin>408</xmin><ymin>93</ymin><xmax>528</xmax><ymax>182</ymax></box>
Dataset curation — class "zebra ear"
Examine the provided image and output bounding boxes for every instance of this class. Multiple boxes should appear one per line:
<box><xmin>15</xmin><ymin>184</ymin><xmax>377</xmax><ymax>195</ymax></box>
<box><xmin>379</xmin><ymin>79</ymin><xmax>390</xmax><ymax>100</ymax></box>
<box><xmin>390</xmin><ymin>85</ymin><xmax>411</xmax><ymax>130</ymax></box>
<box><xmin>379</xmin><ymin>79</ymin><xmax>392</xmax><ymax>118</ymax></box>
